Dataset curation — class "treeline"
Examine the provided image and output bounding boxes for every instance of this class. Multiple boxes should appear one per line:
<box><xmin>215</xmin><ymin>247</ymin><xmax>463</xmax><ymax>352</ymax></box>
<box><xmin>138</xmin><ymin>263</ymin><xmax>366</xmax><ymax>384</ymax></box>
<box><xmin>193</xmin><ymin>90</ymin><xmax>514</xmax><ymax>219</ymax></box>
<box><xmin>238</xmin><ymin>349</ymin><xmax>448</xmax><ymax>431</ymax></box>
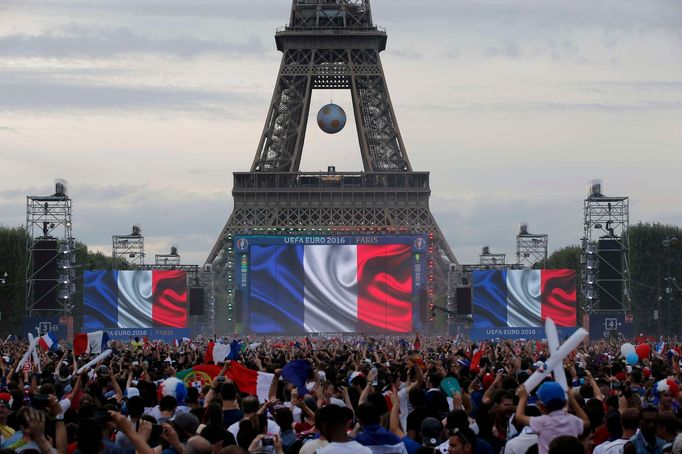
<box><xmin>0</xmin><ymin>225</ymin><xmax>122</xmax><ymax>333</ymax></box>
<box><xmin>546</xmin><ymin>223</ymin><xmax>682</xmax><ymax>334</ymax></box>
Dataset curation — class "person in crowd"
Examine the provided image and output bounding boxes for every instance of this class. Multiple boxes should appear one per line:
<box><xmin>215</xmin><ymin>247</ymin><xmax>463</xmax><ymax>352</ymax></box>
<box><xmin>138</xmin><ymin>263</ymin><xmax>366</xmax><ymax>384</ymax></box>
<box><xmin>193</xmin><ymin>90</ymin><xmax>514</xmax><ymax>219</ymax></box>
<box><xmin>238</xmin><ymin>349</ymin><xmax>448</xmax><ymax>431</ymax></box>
<box><xmin>317</xmin><ymin>403</ymin><xmax>371</xmax><ymax>453</ymax></box>
<box><xmin>0</xmin><ymin>393</ymin><xmax>15</xmax><ymax>445</ymax></box>
<box><xmin>626</xmin><ymin>406</ymin><xmax>666</xmax><ymax>454</ymax></box>
<box><xmin>0</xmin><ymin>333</ymin><xmax>680</xmax><ymax>454</ymax></box>
<box><xmin>515</xmin><ymin>382</ymin><xmax>590</xmax><ymax>454</ymax></box>
<box><xmin>548</xmin><ymin>436</ymin><xmax>586</xmax><ymax>454</ymax></box>
<box><xmin>446</xmin><ymin>427</ymin><xmax>478</xmax><ymax>454</ymax></box>
<box><xmin>354</xmin><ymin>402</ymin><xmax>407</xmax><ymax>453</ymax></box>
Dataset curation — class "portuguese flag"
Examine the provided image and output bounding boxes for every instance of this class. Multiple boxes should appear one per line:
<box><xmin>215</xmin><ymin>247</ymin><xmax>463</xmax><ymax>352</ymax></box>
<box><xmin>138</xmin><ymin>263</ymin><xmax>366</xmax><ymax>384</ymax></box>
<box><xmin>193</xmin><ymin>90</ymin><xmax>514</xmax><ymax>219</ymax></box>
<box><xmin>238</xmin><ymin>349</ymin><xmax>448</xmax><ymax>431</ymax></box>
<box><xmin>176</xmin><ymin>362</ymin><xmax>274</xmax><ymax>402</ymax></box>
<box><xmin>176</xmin><ymin>364</ymin><xmax>223</xmax><ymax>390</ymax></box>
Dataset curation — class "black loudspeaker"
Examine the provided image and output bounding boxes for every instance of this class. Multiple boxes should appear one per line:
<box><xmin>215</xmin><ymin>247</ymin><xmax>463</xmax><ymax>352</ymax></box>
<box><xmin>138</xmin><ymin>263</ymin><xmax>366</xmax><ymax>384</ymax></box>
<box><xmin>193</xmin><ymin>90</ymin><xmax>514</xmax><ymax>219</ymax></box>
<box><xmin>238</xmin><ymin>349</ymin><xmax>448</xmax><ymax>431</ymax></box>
<box><xmin>189</xmin><ymin>287</ymin><xmax>204</xmax><ymax>316</ymax></box>
<box><xmin>598</xmin><ymin>239</ymin><xmax>623</xmax><ymax>280</ymax></box>
<box><xmin>456</xmin><ymin>287</ymin><xmax>472</xmax><ymax>314</ymax></box>
<box><xmin>233</xmin><ymin>289</ymin><xmax>243</xmax><ymax>322</ymax></box>
<box><xmin>599</xmin><ymin>281</ymin><xmax>623</xmax><ymax>311</ymax></box>
<box><xmin>598</xmin><ymin>238</ymin><xmax>623</xmax><ymax>310</ymax></box>
<box><xmin>32</xmin><ymin>239</ymin><xmax>59</xmax><ymax>310</ymax></box>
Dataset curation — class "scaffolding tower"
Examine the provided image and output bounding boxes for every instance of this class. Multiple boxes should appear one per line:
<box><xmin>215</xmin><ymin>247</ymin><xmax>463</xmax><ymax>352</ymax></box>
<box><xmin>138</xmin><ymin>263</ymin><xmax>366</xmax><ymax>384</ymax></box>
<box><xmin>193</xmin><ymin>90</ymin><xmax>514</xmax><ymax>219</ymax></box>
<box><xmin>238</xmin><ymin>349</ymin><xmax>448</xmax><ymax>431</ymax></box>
<box><xmin>581</xmin><ymin>181</ymin><xmax>630</xmax><ymax>314</ymax></box>
<box><xmin>112</xmin><ymin>225</ymin><xmax>145</xmax><ymax>269</ymax></box>
<box><xmin>155</xmin><ymin>247</ymin><xmax>181</xmax><ymax>267</ymax></box>
<box><xmin>516</xmin><ymin>223</ymin><xmax>548</xmax><ymax>269</ymax></box>
<box><xmin>479</xmin><ymin>246</ymin><xmax>506</xmax><ymax>266</ymax></box>
<box><xmin>25</xmin><ymin>182</ymin><xmax>76</xmax><ymax>316</ymax></box>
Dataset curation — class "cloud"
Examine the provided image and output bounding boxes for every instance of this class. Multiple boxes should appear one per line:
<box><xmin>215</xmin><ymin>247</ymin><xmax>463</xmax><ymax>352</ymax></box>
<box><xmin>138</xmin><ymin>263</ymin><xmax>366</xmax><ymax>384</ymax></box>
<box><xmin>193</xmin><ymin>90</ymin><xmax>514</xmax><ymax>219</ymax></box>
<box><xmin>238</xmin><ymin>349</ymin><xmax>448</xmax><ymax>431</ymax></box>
<box><xmin>4</xmin><ymin>0</ymin><xmax>289</xmax><ymax>20</ymax></box>
<box><xmin>389</xmin><ymin>49</ymin><xmax>423</xmax><ymax>60</ymax></box>
<box><xmin>441</xmin><ymin>49</ymin><xmax>461</xmax><ymax>60</ymax></box>
<box><xmin>377</xmin><ymin>0</ymin><xmax>682</xmax><ymax>32</ymax></box>
<box><xmin>0</xmin><ymin>27</ymin><xmax>267</xmax><ymax>59</ymax></box>
<box><xmin>0</xmin><ymin>183</ymin><xmax>231</xmax><ymax>264</ymax></box>
<box><xmin>405</xmin><ymin>100</ymin><xmax>682</xmax><ymax>114</ymax></box>
<box><xmin>485</xmin><ymin>43</ymin><xmax>523</xmax><ymax>59</ymax></box>
<box><xmin>431</xmin><ymin>194</ymin><xmax>582</xmax><ymax>264</ymax></box>
<box><xmin>0</xmin><ymin>72</ymin><xmax>266</xmax><ymax>115</ymax></box>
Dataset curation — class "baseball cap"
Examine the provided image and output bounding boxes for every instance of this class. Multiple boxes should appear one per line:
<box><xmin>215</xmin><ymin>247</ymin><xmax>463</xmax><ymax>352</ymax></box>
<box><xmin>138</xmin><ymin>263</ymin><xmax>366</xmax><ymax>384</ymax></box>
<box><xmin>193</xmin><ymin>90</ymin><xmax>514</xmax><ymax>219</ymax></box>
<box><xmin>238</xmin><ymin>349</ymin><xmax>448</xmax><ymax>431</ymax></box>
<box><xmin>420</xmin><ymin>417</ymin><xmax>444</xmax><ymax>447</ymax></box>
<box><xmin>537</xmin><ymin>381</ymin><xmax>566</xmax><ymax>405</ymax></box>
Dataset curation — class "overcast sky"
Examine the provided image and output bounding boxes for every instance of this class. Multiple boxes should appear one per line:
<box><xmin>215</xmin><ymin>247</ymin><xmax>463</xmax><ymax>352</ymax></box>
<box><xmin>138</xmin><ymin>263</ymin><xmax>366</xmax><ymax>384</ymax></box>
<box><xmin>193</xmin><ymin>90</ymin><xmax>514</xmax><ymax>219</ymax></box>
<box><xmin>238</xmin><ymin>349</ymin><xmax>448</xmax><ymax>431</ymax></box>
<box><xmin>1</xmin><ymin>0</ymin><xmax>681</xmax><ymax>266</ymax></box>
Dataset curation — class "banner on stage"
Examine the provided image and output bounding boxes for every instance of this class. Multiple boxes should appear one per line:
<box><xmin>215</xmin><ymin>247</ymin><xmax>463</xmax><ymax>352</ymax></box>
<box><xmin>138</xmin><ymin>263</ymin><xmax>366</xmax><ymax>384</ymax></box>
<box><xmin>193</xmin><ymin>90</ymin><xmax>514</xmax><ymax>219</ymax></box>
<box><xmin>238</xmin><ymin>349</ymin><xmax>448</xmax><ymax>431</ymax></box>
<box><xmin>469</xmin><ymin>326</ymin><xmax>578</xmax><ymax>340</ymax></box>
<box><xmin>100</xmin><ymin>328</ymin><xmax>191</xmax><ymax>343</ymax></box>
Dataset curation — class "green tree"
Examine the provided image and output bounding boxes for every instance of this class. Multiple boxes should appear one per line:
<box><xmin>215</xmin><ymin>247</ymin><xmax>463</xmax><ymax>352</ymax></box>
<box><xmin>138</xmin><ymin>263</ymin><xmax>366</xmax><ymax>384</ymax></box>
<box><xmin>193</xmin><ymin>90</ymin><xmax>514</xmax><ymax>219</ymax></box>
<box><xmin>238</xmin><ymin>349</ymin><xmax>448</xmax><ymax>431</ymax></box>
<box><xmin>0</xmin><ymin>226</ymin><xmax>123</xmax><ymax>333</ymax></box>
<box><xmin>628</xmin><ymin>223</ymin><xmax>682</xmax><ymax>335</ymax></box>
<box><xmin>0</xmin><ymin>226</ymin><xmax>29</xmax><ymax>334</ymax></box>
<box><xmin>546</xmin><ymin>245</ymin><xmax>582</xmax><ymax>270</ymax></box>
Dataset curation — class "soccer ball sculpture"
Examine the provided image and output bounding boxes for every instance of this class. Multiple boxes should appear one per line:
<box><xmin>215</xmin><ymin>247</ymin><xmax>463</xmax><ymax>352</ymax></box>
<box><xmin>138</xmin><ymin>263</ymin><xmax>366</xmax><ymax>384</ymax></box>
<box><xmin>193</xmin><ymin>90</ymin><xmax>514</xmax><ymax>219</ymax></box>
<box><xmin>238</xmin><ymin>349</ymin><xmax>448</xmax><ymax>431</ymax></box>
<box><xmin>317</xmin><ymin>103</ymin><xmax>346</xmax><ymax>134</ymax></box>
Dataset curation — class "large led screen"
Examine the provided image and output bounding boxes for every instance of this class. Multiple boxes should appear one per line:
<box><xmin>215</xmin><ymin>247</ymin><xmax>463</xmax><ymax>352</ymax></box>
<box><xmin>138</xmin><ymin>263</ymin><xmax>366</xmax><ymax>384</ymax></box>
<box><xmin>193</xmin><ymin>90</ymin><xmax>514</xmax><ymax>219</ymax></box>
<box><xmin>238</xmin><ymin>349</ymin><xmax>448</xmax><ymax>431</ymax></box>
<box><xmin>472</xmin><ymin>269</ymin><xmax>576</xmax><ymax>328</ymax></box>
<box><xmin>235</xmin><ymin>236</ymin><xmax>427</xmax><ymax>334</ymax></box>
<box><xmin>84</xmin><ymin>270</ymin><xmax>188</xmax><ymax>329</ymax></box>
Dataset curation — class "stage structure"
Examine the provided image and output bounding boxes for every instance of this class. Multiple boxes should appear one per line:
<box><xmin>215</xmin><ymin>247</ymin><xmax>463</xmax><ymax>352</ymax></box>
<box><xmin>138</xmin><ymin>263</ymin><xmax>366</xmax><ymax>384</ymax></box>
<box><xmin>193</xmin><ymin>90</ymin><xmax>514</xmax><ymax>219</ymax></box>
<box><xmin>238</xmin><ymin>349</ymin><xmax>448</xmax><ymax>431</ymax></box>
<box><xmin>112</xmin><ymin>225</ymin><xmax>145</xmax><ymax>269</ymax></box>
<box><xmin>206</xmin><ymin>0</ymin><xmax>457</xmax><ymax>331</ymax></box>
<box><xmin>581</xmin><ymin>181</ymin><xmax>630</xmax><ymax>314</ymax></box>
<box><xmin>516</xmin><ymin>223</ymin><xmax>548</xmax><ymax>269</ymax></box>
<box><xmin>479</xmin><ymin>246</ymin><xmax>506</xmax><ymax>266</ymax></box>
<box><xmin>25</xmin><ymin>181</ymin><xmax>76</xmax><ymax>316</ymax></box>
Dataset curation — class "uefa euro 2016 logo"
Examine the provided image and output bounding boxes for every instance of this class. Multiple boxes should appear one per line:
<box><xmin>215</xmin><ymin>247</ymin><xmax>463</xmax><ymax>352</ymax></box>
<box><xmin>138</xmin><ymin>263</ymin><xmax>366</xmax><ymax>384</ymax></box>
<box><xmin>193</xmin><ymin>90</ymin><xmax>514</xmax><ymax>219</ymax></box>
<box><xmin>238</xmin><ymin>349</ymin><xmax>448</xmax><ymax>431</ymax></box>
<box><xmin>236</xmin><ymin>238</ymin><xmax>249</xmax><ymax>250</ymax></box>
<box><xmin>413</xmin><ymin>237</ymin><xmax>426</xmax><ymax>251</ymax></box>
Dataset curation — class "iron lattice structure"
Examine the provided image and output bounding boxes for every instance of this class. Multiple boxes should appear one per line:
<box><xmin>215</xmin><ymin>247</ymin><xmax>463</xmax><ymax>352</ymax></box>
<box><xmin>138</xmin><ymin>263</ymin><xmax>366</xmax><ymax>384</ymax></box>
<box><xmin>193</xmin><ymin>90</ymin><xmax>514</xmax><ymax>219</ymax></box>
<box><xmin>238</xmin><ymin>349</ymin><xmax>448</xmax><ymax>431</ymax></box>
<box><xmin>516</xmin><ymin>233</ymin><xmax>548</xmax><ymax>268</ymax></box>
<box><xmin>207</xmin><ymin>0</ymin><xmax>457</xmax><ymax>332</ymax></box>
<box><xmin>25</xmin><ymin>191</ymin><xmax>76</xmax><ymax>316</ymax></box>
<box><xmin>581</xmin><ymin>184</ymin><xmax>630</xmax><ymax>314</ymax></box>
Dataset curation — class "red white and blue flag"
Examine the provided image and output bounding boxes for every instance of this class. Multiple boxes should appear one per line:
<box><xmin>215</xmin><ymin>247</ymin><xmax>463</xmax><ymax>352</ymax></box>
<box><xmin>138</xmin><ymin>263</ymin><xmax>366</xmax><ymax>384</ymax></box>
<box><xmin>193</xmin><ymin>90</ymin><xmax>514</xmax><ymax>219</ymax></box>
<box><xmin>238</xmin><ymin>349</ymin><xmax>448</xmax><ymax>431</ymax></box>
<box><xmin>38</xmin><ymin>332</ymin><xmax>59</xmax><ymax>351</ymax></box>
<box><xmin>83</xmin><ymin>270</ymin><xmax>188</xmax><ymax>329</ymax></box>
<box><xmin>473</xmin><ymin>269</ymin><xmax>577</xmax><ymax>328</ymax></box>
<box><xmin>249</xmin><ymin>244</ymin><xmax>413</xmax><ymax>333</ymax></box>
<box><xmin>73</xmin><ymin>331</ymin><xmax>110</xmax><ymax>356</ymax></box>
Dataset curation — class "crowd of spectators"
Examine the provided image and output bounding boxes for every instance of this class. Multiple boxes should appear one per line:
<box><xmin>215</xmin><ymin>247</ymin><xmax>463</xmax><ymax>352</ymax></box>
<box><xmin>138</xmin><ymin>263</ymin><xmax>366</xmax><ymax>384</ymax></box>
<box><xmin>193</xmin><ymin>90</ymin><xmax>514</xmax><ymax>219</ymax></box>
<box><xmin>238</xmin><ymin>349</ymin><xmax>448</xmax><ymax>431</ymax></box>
<box><xmin>0</xmin><ymin>334</ymin><xmax>680</xmax><ymax>454</ymax></box>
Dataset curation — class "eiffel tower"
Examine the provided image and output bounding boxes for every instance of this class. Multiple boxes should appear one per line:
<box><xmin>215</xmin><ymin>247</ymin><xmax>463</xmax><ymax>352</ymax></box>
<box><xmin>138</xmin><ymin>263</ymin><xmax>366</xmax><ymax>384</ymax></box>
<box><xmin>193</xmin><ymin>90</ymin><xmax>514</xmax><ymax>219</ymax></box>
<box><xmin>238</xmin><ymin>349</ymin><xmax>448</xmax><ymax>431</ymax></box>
<box><xmin>206</xmin><ymin>0</ymin><xmax>458</xmax><ymax>332</ymax></box>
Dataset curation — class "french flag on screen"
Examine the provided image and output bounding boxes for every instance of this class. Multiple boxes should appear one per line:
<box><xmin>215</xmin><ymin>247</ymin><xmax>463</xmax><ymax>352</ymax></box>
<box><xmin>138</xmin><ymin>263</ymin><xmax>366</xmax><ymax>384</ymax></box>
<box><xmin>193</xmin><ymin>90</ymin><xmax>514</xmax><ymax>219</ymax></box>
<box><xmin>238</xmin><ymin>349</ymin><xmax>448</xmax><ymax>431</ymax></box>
<box><xmin>249</xmin><ymin>244</ymin><xmax>413</xmax><ymax>333</ymax></box>
<box><xmin>473</xmin><ymin>269</ymin><xmax>577</xmax><ymax>328</ymax></box>
<box><xmin>83</xmin><ymin>270</ymin><xmax>187</xmax><ymax>329</ymax></box>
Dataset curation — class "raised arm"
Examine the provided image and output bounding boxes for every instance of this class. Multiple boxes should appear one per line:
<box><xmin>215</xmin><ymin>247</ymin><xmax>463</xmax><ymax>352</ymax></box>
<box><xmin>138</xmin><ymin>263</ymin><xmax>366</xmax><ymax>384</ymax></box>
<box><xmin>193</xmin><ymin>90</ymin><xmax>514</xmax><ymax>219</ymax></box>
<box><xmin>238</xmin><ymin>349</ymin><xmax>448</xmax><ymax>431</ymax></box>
<box><xmin>568</xmin><ymin>389</ymin><xmax>590</xmax><ymax>432</ymax></box>
<box><xmin>268</xmin><ymin>369</ymin><xmax>281</xmax><ymax>401</ymax></box>
<box><xmin>514</xmin><ymin>385</ymin><xmax>531</xmax><ymax>428</ymax></box>
<box><xmin>389</xmin><ymin>391</ymin><xmax>405</xmax><ymax>438</ymax></box>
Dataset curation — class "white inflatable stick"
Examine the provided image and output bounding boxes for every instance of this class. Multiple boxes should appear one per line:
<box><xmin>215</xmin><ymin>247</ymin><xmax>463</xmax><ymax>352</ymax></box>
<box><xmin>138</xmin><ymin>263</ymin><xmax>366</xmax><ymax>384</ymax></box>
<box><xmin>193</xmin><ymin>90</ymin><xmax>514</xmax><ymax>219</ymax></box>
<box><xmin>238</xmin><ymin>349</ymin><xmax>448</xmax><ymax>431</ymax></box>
<box><xmin>523</xmin><ymin>320</ymin><xmax>588</xmax><ymax>393</ymax></box>
<box><xmin>77</xmin><ymin>349</ymin><xmax>113</xmax><ymax>374</ymax></box>
<box><xmin>28</xmin><ymin>334</ymin><xmax>41</xmax><ymax>374</ymax></box>
<box><xmin>545</xmin><ymin>319</ymin><xmax>569</xmax><ymax>391</ymax></box>
<box><xmin>16</xmin><ymin>337</ymin><xmax>38</xmax><ymax>373</ymax></box>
